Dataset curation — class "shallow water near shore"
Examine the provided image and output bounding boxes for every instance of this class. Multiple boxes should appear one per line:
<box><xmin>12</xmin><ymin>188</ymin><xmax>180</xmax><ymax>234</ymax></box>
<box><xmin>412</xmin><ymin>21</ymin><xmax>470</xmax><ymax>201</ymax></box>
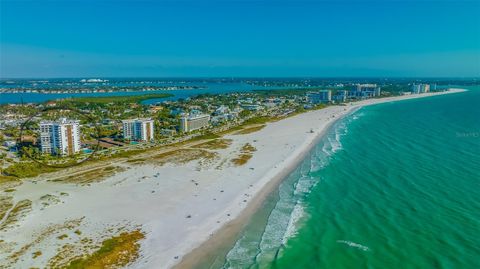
<box><xmin>216</xmin><ymin>87</ymin><xmax>480</xmax><ymax>269</ymax></box>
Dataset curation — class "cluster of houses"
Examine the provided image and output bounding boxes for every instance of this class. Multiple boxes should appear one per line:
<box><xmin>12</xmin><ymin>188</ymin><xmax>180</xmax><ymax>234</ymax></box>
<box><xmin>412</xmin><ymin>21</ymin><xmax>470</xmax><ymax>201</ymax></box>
<box><xmin>1</xmin><ymin>82</ymin><xmax>438</xmax><ymax>158</ymax></box>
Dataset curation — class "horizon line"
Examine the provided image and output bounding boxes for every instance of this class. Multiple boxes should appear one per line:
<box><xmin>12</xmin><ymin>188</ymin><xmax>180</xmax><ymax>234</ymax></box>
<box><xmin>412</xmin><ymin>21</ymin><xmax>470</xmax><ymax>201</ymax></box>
<box><xmin>1</xmin><ymin>76</ymin><xmax>479</xmax><ymax>80</ymax></box>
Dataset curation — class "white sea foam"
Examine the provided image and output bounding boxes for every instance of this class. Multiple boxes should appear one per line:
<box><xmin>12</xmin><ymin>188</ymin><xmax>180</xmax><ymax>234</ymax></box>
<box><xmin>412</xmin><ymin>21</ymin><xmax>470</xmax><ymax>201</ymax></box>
<box><xmin>282</xmin><ymin>203</ymin><xmax>305</xmax><ymax>245</ymax></box>
<box><xmin>224</xmin><ymin>113</ymin><xmax>354</xmax><ymax>267</ymax></box>
<box><xmin>336</xmin><ymin>240</ymin><xmax>370</xmax><ymax>251</ymax></box>
<box><xmin>330</xmin><ymin>136</ymin><xmax>342</xmax><ymax>153</ymax></box>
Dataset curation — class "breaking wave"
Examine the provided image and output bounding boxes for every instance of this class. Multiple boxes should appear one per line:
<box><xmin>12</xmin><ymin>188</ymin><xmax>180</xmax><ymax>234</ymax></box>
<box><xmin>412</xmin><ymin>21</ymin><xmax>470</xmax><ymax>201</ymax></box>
<box><xmin>222</xmin><ymin>113</ymin><xmax>355</xmax><ymax>268</ymax></box>
<box><xmin>336</xmin><ymin>240</ymin><xmax>371</xmax><ymax>252</ymax></box>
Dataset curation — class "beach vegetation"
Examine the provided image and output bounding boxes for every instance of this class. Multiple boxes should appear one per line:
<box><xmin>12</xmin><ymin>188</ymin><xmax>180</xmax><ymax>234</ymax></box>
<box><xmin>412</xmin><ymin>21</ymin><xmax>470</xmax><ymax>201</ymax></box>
<box><xmin>0</xmin><ymin>199</ymin><xmax>32</xmax><ymax>231</ymax></box>
<box><xmin>217</xmin><ymin>126</ymin><xmax>244</xmax><ymax>135</ymax></box>
<box><xmin>32</xmin><ymin>251</ymin><xmax>42</xmax><ymax>259</ymax></box>
<box><xmin>5</xmin><ymin>218</ymin><xmax>84</xmax><ymax>266</ymax></box>
<box><xmin>241</xmin><ymin>143</ymin><xmax>257</xmax><ymax>153</ymax></box>
<box><xmin>191</xmin><ymin>132</ymin><xmax>220</xmax><ymax>141</ymax></box>
<box><xmin>242</xmin><ymin>116</ymin><xmax>271</xmax><ymax>125</ymax></box>
<box><xmin>57</xmin><ymin>234</ymin><xmax>68</xmax><ymax>240</ymax></box>
<box><xmin>150</xmin><ymin>149</ymin><xmax>218</xmax><ymax>166</ymax></box>
<box><xmin>108</xmin><ymin>148</ymin><xmax>149</xmax><ymax>159</ymax></box>
<box><xmin>231</xmin><ymin>154</ymin><xmax>253</xmax><ymax>166</ymax></box>
<box><xmin>51</xmin><ymin>166</ymin><xmax>125</xmax><ymax>185</ymax></box>
<box><xmin>0</xmin><ymin>196</ymin><xmax>13</xmax><ymax>222</ymax></box>
<box><xmin>239</xmin><ymin>110</ymin><xmax>251</xmax><ymax>118</ymax></box>
<box><xmin>231</xmin><ymin>143</ymin><xmax>256</xmax><ymax>166</ymax></box>
<box><xmin>234</xmin><ymin>125</ymin><xmax>265</xmax><ymax>135</ymax></box>
<box><xmin>65</xmin><ymin>230</ymin><xmax>144</xmax><ymax>269</ymax></box>
<box><xmin>126</xmin><ymin>158</ymin><xmax>146</xmax><ymax>163</ymax></box>
<box><xmin>2</xmin><ymin>161</ymin><xmax>58</xmax><ymax>178</ymax></box>
<box><xmin>193</xmin><ymin>139</ymin><xmax>232</xmax><ymax>150</ymax></box>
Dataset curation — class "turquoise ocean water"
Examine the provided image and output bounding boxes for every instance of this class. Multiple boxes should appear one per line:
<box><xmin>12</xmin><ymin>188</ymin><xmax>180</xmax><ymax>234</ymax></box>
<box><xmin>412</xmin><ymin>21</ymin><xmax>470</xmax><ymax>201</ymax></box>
<box><xmin>217</xmin><ymin>87</ymin><xmax>480</xmax><ymax>269</ymax></box>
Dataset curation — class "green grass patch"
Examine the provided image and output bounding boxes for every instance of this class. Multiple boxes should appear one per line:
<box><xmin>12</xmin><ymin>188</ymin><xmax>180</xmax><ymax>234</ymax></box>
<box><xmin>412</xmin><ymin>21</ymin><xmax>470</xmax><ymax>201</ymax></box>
<box><xmin>234</xmin><ymin>125</ymin><xmax>265</xmax><ymax>135</ymax></box>
<box><xmin>231</xmin><ymin>154</ymin><xmax>253</xmax><ymax>166</ymax></box>
<box><xmin>193</xmin><ymin>139</ymin><xmax>232</xmax><ymax>150</ymax></box>
<box><xmin>0</xmin><ymin>175</ymin><xmax>18</xmax><ymax>184</ymax></box>
<box><xmin>52</xmin><ymin>166</ymin><xmax>124</xmax><ymax>185</ymax></box>
<box><xmin>150</xmin><ymin>149</ymin><xmax>218</xmax><ymax>166</ymax></box>
<box><xmin>231</xmin><ymin>143</ymin><xmax>256</xmax><ymax>166</ymax></box>
<box><xmin>217</xmin><ymin>126</ymin><xmax>244</xmax><ymax>135</ymax></box>
<box><xmin>126</xmin><ymin>158</ymin><xmax>146</xmax><ymax>163</ymax></box>
<box><xmin>66</xmin><ymin>230</ymin><xmax>144</xmax><ymax>269</ymax></box>
<box><xmin>109</xmin><ymin>148</ymin><xmax>148</xmax><ymax>159</ymax></box>
<box><xmin>32</xmin><ymin>251</ymin><xmax>42</xmax><ymax>259</ymax></box>
<box><xmin>57</xmin><ymin>234</ymin><xmax>68</xmax><ymax>240</ymax></box>
<box><xmin>242</xmin><ymin>116</ymin><xmax>272</xmax><ymax>125</ymax></box>
<box><xmin>2</xmin><ymin>162</ymin><xmax>58</xmax><ymax>178</ymax></box>
<box><xmin>191</xmin><ymin>132</ymin><xmax>220</xmax><ymax>141</ymax></box>
<box><xmin>241</xmin><ymin>143</ymin><xmax>257</xmax><ymax>153</ymax></box>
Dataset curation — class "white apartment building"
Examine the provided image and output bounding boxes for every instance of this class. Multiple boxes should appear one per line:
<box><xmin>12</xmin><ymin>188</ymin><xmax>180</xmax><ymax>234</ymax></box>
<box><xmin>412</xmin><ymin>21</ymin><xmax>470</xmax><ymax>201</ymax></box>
<box><xmin>122</xmin><ymin>118</ymin><xmax>155</xmax><ymax>142</ymax></box>
<box><xmin>333</xmin><ymin>90</ymin><xmax>348</xmax><ymax>102</ymax></box>
<box><xmin>179</xmin><ymin>113</ymin><xmax>210</xmax><ymax>132</ymax></box>
<box><xmin>307</xmin><ymin>90</ymin><xmax>332</xmax><ymax>104</ymax></box>
<box><xmin>40</xmin><ymin>118</ymin><xmax>81</xmax><ymax>155</ymax></box>
<box><xmin>411</xmin><ymin>84</ymin><xmax>430</xmax><ymax>94</ymax></box>
<box><xmin>352</xmin><ymin>84</ymin><xmax>381</xmax><ymax>98</ymax></box>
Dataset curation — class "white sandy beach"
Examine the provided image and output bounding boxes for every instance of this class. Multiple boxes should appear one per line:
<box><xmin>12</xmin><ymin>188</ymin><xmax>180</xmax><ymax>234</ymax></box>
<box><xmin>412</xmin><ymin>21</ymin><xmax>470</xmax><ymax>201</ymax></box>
<box><xmin>0</xmin><ymin>89</ymin><xmax>465</xmax><ymax>269</ymax></box>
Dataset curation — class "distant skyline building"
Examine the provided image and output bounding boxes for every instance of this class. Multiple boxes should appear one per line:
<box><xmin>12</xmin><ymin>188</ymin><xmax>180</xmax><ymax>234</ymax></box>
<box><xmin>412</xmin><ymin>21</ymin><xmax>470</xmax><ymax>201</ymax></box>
<box><xmin>180</xmin><ymin>113</ymin><xmax>210</xmax><ymax>133</ymax></box>
<box><xmin>40</xmin><ymin>118</ymin><xmax>81</xmax><ymax>155</ymax></box>
<box><xmin>348</xmin><ymin>84</ymin><xmax>381</xmax><ymax>99</ymax></box>
<box><xmin>307</xmin><ymin>90</ymin><xmax>332</xmax><ymax>104</ymax></box>
<box><xmin>122</xmin><ymin>118</ymin><xmax>155</xmax><ymax>142</ymax></box>
<box><xmin>411</xmin><ymin>84</ymin><xmax>430</xmax><ymax>94</ymax></box>
<box><xmin>333</xmin><ymin>90</ymin><xmax>348</xmax><ymax>102</ymax></box>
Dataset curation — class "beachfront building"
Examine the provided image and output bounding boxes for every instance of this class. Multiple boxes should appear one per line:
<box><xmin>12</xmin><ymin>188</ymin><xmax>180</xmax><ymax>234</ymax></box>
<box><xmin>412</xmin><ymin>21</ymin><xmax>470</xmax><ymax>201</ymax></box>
<box><xmin>307</xmin><ymin>90</ymin><xmax>332</xmax><ymax>104</ymax></box>
<box><xmin>333</xmin><ymin>90</ymin><xmax>348</xmax><ymax>102</ymax></box>
<box><xmin>179</xmin><ymin>113</ymin><xmax>211</xmax><ymax>132</ymax></box>
<box><xmin>40</xmin><ymin>118</ymin><xmax>81</xmax><ymax>155</ymax></box>
<box><xmin>411</xmin><ymin>84</ymin><xmax>430</xmax><ymax>94</ymax></box>
<box><xmin>122</xmin><ymin>118</ymin><xmax>155</xmax><ymax>142</ymax></box>
<box><xmin>349</xmin><ymin>84</ymin><xmax>381</xmax><ymax>99</ymax></box>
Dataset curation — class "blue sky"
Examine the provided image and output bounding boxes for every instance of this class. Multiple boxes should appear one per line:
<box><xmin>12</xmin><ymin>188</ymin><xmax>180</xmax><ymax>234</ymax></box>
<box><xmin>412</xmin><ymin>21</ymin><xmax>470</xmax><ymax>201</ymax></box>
<box><xmin>1</xmin><ymin>0</ymin><xmax>479</xmax><ymax>78</ymax></box>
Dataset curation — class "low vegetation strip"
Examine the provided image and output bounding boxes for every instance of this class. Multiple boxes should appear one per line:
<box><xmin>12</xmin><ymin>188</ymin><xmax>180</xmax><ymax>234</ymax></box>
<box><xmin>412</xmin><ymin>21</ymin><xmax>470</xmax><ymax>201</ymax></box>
<box><xmin>0</xmin><ymin>195</ymin><xmax>13</xmax><ymax>221</ymax></box>
<box><xmin>242</xmin><ymin>116</ymin><xmax>272</xmax><ymax>125</ymax></box>
<box><xmin>231</xmin><ymin>154</ymin><xmax>252</xmax><ymax>166</ymax></box>
<box><xmin>2</xmin><ymin>161</ymin><xmax>58</xmax><ymax>178</ymax></box>
<box><xmin>193</xmin><ymin>139</ymin><xmax>232</xmax><ymax>150</ymax></box>
<box><xmin>234</xmin><ymin>125</ymin><xmax>265</xmax><ymax>135</ymax></box>
<box><xmin>0</xmin><ymin>199</ymin><xmax>32</xmax><ymax>231</ymax></box>
<box><xmin>149</xmin><ymin>149</ymin><xmax>218</xmax><ymax>166</ymax></box>
<box><xmin>65</xmin><ymin>230</ymin><xmax>145</xmax><ymax>269</ymax></box>
<box><xmin>50</xmin><ymin>166</ymin><xmax>125</xmax><ymax>185</ymax></box>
